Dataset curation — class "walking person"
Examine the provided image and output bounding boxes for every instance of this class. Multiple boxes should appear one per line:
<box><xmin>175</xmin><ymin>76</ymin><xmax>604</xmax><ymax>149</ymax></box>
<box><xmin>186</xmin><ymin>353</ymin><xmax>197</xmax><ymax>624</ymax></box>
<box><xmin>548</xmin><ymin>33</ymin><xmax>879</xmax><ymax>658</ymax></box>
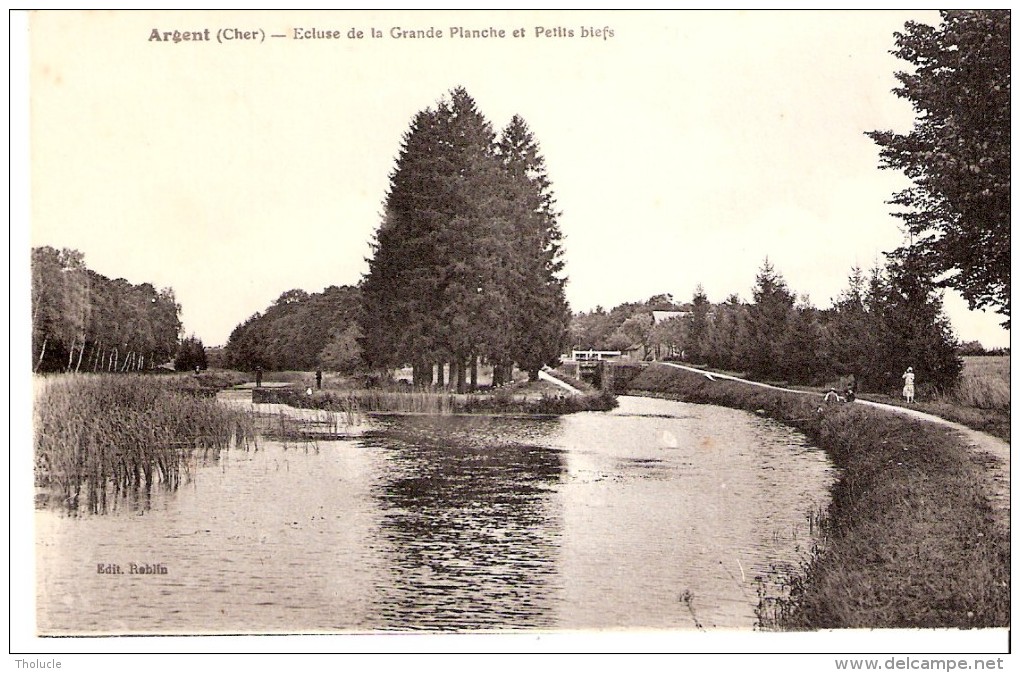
<box><xmin>902</xmin><ymin>367</ymin><xmax>915</xmax><ymax>403</ymax></box>
<box><xmin>255</xmin><ymin>365</ymin><xmax>263</xmax><ymax>389</ymax></box>
<box><xmin>315</xmin><ymin>368</ymin><xmax>323</xmax><ymax>390</ymax></box>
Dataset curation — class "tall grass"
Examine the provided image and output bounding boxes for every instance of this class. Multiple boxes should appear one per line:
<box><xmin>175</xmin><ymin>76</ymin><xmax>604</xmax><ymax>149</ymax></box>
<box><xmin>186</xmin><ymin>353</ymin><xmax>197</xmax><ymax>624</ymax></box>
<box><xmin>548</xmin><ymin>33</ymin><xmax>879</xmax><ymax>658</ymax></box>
<box><xmin>35</xmin><ymin>374</ymin><xmax>256</xmax><ymax>513</ymax></box>
<box><xmin>947</xmin><ymin>356</ymin><xmax>1010</xmax><ymax>410</ymax></box>
<box><xmin>252</xmin><ymin>386</ymin><xmax>617</xmax><ymax>415</ymax></box>
<box><xmin>628</xmin><ymin>364</ymin><xmax>1010</xmax><ymax>629</ymax></box>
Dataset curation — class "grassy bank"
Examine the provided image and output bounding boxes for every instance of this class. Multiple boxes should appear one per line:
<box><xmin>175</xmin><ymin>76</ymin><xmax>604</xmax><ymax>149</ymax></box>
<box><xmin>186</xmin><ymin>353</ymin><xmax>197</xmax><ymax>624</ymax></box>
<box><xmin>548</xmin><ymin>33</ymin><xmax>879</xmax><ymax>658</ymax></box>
<box><xmin>35</xmin><ymin>374</ymin><xmax>257</xmax><ymax>512</ymax></box>
<box><xmin>628</xmin><ymin>364</ymin><xmax>1009</xmax><ymax>629</ymax></box>
<box><xmin>252</xmin><ymin>386</ymin><xmax>617</xmax><ymax>416</ymax></box>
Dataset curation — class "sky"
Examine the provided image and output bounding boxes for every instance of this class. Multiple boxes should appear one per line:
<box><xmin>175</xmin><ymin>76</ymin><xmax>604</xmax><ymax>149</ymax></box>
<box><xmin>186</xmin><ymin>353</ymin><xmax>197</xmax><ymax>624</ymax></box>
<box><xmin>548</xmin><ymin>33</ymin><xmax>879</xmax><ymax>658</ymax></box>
<box><xmin>23</xmin><ymin>9</ymin><xmax>1011</xmax><ymax>349</ymax></box>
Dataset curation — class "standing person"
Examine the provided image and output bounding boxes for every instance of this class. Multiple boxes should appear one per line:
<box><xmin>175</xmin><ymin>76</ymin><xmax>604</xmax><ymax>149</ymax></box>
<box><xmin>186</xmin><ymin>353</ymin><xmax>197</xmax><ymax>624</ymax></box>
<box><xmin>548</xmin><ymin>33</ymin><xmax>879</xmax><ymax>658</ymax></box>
<box><xmin>255</xmin><ymin>365</ymin><xmax>263</xmax><ymax>389</ymax></box>
<box><xmin>901</xmin><ymin>367</ymin><xmax>915</xmax><ymax>403</ymax></box>
<box><xmin>315</xmin><ymin>368</ymin><xmax>322</xmax><ymax>390</ymax></box>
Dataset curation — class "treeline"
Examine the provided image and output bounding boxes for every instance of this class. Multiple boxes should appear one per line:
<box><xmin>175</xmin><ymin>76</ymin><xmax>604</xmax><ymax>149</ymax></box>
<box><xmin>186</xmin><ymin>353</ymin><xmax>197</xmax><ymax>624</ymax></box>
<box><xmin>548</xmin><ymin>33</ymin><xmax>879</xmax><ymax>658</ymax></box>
<box><xmin>572</xmin><ymin>257</ymin><xmax>963</xmax><ymax>396</ymax></box>
<box><xmin>359</xmin><ymin>87</ymin><xmax>569</xmax><ymax>391</ymax></box>
<box><xmin>225</xmin><ymin>285</ymin><xmax>362</xmax><ymax>372</ymax></box>
<box><xmin>31</xmin><ymin>247</ymin><xmax>182</xmax><ymax>373</ymax></box>
<box><xmin>957</xmin><ymin>341</ymin><xmax>1010</xmax><ymax>357</ymax></box>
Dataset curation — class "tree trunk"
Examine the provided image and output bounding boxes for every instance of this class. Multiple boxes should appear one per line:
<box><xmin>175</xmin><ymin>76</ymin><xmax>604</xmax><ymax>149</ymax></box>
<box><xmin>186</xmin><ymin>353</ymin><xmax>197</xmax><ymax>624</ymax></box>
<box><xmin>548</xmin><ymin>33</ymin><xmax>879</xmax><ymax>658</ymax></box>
<box><xmin>450</xmin><ymin>359</ymin><xmax>459</xmax><ymax>392</ymax></box>
<box><xmin>436</xmin><ymin>361</ymin><xmax>445</xmax><ymax>388</ymax></box>
<box><xmin>470</xmin><ymin>354</ymin><xmax>478</xmax><ymax>392</ymax></box>
<box><xmin>111</xmin><ymin>348</ymin><xmax>118</xmax><ymax>372</ymax></box>
<box><xmin>35</xmin><ymin>335</ymin><xmax>48</xmax><ymax>373</ymax></box>
<box><xmin>456</xmin><ymin>356</ymin><xmax>467</xmax><ymax>394</ymax></box>
<box><xmin>75</xmin><ymin>339</ymin><xmax>86</xmax><ymax>372</ymax></box>
<box><xmin>66</xmin><ymin>335</ymin><xmax>77</xmax><ymax>372</ymax></box>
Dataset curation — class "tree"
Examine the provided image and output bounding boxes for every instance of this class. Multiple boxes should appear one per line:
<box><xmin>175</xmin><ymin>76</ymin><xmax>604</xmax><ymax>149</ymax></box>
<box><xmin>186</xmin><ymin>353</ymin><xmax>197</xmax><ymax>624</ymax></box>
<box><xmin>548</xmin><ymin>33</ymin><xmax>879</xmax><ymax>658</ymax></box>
<box><xmin>224</xmin><ymin>285</ymin><xmax>362</xmax><ymax>372</ymax></box>
<box><xmin>826</xmin><ymin>266</ymin><xmax>882</xmax><ymax>391</ymax></box>
<box><xmin>498</xmin><ymin>114</ymin><xmax>570</xmax><ymax>381</ymax></box>
<box><xmin>744</xmin><ymin>259</ymin><xmax>795</xmax><ymax>380</ymax></box>
<box><xmin>361</xmin><ymin>88</ymin><xmax>571</xmax><ymax>390</ymax></box>
<box><xmin>651</xmin><ymin>316</ymin><xmax>686</xmax><ymax>360</ymax></box>
<box><xmin>319</xmin><ymin>324</ymin><xmax>363</xmax><ymax>374</ymax></box>
<box><xmin>868</xmin><ymin>10</ymin><xmax>1010</xmax><ymax>325</ymax></box>
<box><xmin>780</xmin><ymin>296</ymin><xmax>826</xmax><ymax>385</ymax></box>
<box><xmin>704</xmin><ymin>294</ymin><xmax>746</xmax><ymax>371</ymax></box>
<box><xmin>31</xmin><ymin>247</ymin><xmax>182</xmax><ymax>372</ymax></box>
<box><xmin>876</xmin><ymin>253</ymin><xmax>963</xmax><ymax>395</ymax></box>
<box><xmin>685</xmin><ymin>284</ymin><xmax>711</xmax><ymax>363</ymax></box>
<box><xmin>613</xmin><ymin>313</ymin><xmax>655</xmax><ymax>360</ymax></box>
<box><xmin>175</xmin><ymin>335</ymin><xmax>207</xmax><ymax>372</ymax></box>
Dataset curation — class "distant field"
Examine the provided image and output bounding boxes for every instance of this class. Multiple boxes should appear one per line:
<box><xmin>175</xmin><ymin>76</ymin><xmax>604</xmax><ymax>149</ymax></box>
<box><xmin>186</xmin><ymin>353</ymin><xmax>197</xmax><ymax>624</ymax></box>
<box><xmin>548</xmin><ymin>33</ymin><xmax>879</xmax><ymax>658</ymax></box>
<box><xmin>962</xmin><ymin>355</ymin><xmax>1010</xmax><ymax>379</ymax></box>
<box><xmin>956</xmin><ymin>356</ymin><xmax>1010</xmax><ymax>410</ymax></box>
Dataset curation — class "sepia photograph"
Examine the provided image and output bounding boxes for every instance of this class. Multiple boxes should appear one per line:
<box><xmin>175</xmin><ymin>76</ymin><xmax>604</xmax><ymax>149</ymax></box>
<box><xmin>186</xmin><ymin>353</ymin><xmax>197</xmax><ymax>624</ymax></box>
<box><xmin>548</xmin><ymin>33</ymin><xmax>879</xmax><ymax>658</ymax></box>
<box><xmin>11</xmin><ymin>7</ymin><xmax>1011</xmax><ymax>666</ymax></box>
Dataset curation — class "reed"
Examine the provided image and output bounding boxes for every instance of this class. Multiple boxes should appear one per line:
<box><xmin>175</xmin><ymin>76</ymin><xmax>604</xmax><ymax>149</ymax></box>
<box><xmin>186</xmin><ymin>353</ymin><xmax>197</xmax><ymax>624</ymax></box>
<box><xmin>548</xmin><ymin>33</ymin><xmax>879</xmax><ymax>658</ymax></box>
<box><xmin>34</xmin><ymin>374</ymin><xmax>256</xmax><ymax>512</ymax></box>
<box><xmin>252</xmin><ymin>386</ymin><xmax>617</xmax><ymax>415</ymax></box>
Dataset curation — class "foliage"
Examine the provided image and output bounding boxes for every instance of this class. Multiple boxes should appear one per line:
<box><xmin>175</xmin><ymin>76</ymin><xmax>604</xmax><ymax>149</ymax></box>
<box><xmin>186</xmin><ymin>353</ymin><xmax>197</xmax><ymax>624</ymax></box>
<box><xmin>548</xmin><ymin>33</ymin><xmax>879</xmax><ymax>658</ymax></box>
<box><xmin>174</xmin><ymin>334</ymin><xmax>208</xmax><ymax>372</ymax></box>
<box><xmin>499</xmin><ymin>114</ymin><xmax>571</xmax><ymax>381</ymax></box>
<box><xmin>31</xmin><ymin>246</ymin><xmax>182</xmax><ymax>373</ymax></box>
<box><xmin>225</xmin><ymin>285</ymin><xmax>362</xmax><ymax>373</ymax></box>
<box><xmin>569</xmin><ymin>256</ymin><xmax>963</xmax><ymax>396</ymax></box>
<box><xmin>868</xmin><ymin>10</ymin><xmax>1010</xmax><ymax>325</ymax></box>
<box><xmin>360</xmin><ymin>87</ymin><xmax>569</xmax><ymax>390</ymax></box>
<box><xmin>744</xmin><ymin>259</ymin><xmax>796</xmax><ymax>380</ymax></box>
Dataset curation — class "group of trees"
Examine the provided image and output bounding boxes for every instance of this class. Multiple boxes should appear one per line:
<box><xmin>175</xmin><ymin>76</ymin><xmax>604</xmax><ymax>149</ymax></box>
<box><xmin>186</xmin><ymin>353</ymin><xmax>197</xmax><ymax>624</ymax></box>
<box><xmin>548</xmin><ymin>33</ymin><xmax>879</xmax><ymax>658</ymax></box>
<box><xmin>359</xmin><ymin>87</ymin><xmax>569</xmax><ymax>391</ymax></box>
<box><xmin>869</xmin><ymin>10</ymin><xmax>1009</xmax><ymax>327</ymax></box>
<box><xmin>569</xmin><ymin>10</ymin><xmax>1006</xmax><ymax>398</ymax></box>
<box><xmin>31</xmin><ymin>246</ymin><xmax>183</xmax><ymax>373</ymax></box>
<box><xmin>224</xmin><ymin>285</ymin><xmax>362</xmax><ymax>372</ymax></box>
<box><xmin>571</xmin><ymin>258</ymin><xmax>963</xmax><ymax>396</ymax></box>
<box><xmin>174</xmin><ymin>335</ymin><xmax>208</xmax><ymax>373</ymax></box>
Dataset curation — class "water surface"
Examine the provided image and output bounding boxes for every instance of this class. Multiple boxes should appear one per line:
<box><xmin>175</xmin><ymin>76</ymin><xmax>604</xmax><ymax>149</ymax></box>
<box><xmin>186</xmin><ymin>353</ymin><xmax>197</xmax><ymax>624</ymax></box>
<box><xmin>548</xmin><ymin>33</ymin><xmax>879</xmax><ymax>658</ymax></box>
<box><xmin>36</xmin><ymin>395</ymin><xmax>836</xmax><ymax>632</ymax></box>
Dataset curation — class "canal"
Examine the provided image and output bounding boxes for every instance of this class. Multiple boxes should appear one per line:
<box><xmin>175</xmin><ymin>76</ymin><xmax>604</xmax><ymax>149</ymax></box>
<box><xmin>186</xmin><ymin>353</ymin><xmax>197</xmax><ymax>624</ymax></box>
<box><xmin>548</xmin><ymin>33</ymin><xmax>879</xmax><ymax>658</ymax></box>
<box><xmin>36</xmin><ymin>395</ymin><xmax>836</xmax><ymax>633</ymax></box>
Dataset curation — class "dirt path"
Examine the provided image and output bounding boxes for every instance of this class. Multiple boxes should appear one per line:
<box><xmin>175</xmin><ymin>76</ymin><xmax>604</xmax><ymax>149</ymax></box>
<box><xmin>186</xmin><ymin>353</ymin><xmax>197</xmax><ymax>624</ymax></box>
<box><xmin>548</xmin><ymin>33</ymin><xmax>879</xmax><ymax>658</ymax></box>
<box><xmin>658</xmin><ymin>362</ymin><xmax>1010</xmax><ymax>535</ymax></box>
<box><xmin>538</xmin><ymin>368</ymin><xmax>583</xmax><ymax>394</ymax></box>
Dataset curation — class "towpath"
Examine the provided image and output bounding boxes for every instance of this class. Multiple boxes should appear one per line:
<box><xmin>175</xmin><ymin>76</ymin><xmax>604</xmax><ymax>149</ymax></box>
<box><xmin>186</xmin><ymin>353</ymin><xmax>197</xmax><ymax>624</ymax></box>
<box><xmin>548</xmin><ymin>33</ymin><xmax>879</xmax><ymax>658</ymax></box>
<box><xmin>538</xmin><ymin>368</ymin><xmax>583</xmax><ymax>394</ymax></box>
<box><xmin>658</xmin><ymin>362</ymin><xmax>1010</xmax><ymax>536</ymax></box>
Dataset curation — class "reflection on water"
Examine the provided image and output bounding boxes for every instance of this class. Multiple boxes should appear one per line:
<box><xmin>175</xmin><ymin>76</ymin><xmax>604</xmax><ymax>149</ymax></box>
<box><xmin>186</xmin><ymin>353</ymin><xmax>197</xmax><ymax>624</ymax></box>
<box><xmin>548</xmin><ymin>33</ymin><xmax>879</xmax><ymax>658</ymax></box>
<box><xmin>35</xmin><ymin>396</ymin><xmax>836</xmax><ymax>633</ymax></box>
<box><xmin>367</xmin><ymin>416</ymin><xmax>565</xmax><ymax>630</ymax></box>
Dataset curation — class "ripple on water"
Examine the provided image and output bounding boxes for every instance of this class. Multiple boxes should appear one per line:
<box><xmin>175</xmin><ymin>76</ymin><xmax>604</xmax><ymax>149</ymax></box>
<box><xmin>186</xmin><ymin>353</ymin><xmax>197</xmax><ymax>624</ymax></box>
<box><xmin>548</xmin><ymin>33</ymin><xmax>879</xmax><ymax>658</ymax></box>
<box><xmin>35</xmin><ymin>395</ymin><xmax>835</xmax><ymax>633</ymax></box>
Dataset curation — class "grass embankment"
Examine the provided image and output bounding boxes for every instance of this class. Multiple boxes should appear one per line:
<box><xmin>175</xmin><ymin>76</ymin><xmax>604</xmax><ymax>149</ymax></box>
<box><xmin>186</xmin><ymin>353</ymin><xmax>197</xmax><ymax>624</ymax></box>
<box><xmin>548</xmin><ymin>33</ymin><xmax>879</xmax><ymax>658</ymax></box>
<box><xmin>188</xmin><ymin>369</ymin><xmax>250</xmax><ymax>392</ymax></box>
<box><xmin>252</xmin><ymin>386</ymin><xmax>617</xmax><ymax>416</ymax></box>
<box><xmin>628</xmin><ymin>364</ymin><xmax>1009</xmax><ymax>629</ymax></box>
<box><xmin>35</xmin><ymin>374</ymin><xmax>257</xmax><ymax>512</ymax></box>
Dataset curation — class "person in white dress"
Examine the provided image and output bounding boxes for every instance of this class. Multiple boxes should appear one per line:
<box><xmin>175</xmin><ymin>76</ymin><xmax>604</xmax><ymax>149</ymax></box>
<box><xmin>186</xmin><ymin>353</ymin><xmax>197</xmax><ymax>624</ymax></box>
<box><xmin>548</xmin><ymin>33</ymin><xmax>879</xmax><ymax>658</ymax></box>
<box><xmin>902</xmin><ymin>367</ymin><xmax>915</xmax><ymax>403</ymax></box>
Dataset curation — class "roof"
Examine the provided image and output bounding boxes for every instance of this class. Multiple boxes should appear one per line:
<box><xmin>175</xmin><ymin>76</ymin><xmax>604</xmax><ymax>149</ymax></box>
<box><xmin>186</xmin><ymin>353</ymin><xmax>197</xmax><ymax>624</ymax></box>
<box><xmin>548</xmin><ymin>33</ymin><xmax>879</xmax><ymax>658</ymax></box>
<box><xmin>652</xmin><ymin>310</ymin><xmax>689</xmax><ymax>323</ymax></box>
